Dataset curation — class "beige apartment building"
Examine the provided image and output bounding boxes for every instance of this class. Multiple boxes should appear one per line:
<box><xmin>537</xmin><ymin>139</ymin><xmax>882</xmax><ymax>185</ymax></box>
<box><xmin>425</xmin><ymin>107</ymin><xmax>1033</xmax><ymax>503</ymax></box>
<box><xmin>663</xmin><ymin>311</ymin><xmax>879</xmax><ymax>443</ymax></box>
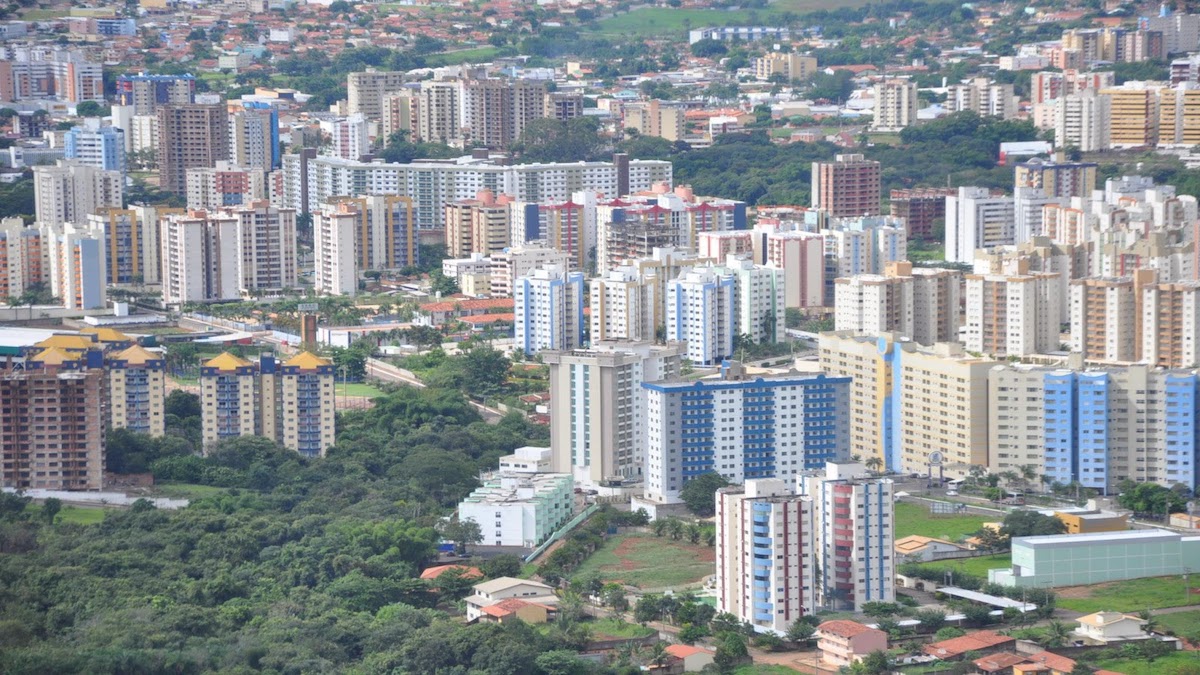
<box><xmin>347</xmin><ymin>69</ymin><xmax>407</xmax><ymax>120</ymax></box>
<box><xmin>108</xmin><ymin>344</ymin><xmax>166</xmax><ymax>438</ymax></box>
<box><xmin>753</xmin><ymin>52</ymin><xmax>817</xmax><ymax>82</ymax></box>
<box><xmin>445</xmin><ymin>190</ymin><xmax>513</xmax><ymax>258</ymax></box>
<box><xmin>965</xmin><ymin>273</ymin><xmax>1062</xmax><ymax>357</ymax></box>
<box><xmin>157</xmin><ymin>103</ymin><xmax>230</xmax><ymax>194</ymax></box>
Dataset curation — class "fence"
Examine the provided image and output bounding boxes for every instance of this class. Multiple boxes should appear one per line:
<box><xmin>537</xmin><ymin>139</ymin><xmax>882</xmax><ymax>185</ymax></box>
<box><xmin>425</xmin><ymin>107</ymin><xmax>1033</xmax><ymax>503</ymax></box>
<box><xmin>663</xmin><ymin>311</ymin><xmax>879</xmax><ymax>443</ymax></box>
<box><xmin>524</xmin><ymin>504</ymin><xmax>600</xmax><ymax>564</ymax></box>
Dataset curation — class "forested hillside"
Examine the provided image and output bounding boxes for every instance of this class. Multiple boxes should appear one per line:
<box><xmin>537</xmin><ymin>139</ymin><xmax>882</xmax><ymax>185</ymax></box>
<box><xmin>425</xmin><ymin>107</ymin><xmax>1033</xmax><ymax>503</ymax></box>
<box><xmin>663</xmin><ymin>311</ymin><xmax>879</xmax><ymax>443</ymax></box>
<box><xmin>0</xmin><ymin>387</ymin><xmax>579</xmax><ymax>674</ymax></box>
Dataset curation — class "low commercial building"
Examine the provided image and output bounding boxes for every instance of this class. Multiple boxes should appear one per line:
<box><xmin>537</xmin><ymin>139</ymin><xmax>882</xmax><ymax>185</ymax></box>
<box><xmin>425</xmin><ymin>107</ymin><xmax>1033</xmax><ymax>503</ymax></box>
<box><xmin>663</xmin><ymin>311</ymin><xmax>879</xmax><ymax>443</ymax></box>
<box><xmin>1053</xmin><ymin>510</ymin><xmax>1128</xmax><ymax>534</ymax></box>
<box><xmin>457</xmin><ymin>472</ymin><xmax>574</xmax><ymax>548</ymax></box>
<box><xmin>989</xmin><ymin>528</ymin><xmax>1200</xmax><ymax>588</ymax></box>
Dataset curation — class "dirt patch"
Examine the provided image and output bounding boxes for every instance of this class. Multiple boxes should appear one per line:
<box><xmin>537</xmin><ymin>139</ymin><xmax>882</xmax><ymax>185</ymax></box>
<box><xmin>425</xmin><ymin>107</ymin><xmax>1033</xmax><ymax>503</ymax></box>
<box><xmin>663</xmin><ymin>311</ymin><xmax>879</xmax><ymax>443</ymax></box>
<box><xmin>612</xmin><ymin>537</ymin><xmax>640</xmax><ymax>558</ymax></box>
<box><xmin>1055</xmin><ymin>583</ymin><xmax>1100</xmax><ymax>599</ymax></box>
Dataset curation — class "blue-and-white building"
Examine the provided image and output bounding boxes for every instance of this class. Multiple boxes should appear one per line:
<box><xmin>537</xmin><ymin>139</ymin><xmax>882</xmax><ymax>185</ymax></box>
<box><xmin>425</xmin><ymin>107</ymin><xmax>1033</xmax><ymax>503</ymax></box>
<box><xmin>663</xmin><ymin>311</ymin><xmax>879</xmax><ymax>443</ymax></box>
<box><xmin>64</xmin><ymin>119</ymin><xmax>126</xmax><ymax>173</ymax></box>
<box><xmin>666</xmin><ymin>265</ymin><xmax>736</xmax><ymax>366</ymax></box>
<box><xmin>514</xmin><ymin>264</ymin><xmax>585</xmax><ymax>356</ymax></box>
<box><xmin>643</xmin><ymin>361</ymin><xmax>851</xmax><ymax>504</ymax></box>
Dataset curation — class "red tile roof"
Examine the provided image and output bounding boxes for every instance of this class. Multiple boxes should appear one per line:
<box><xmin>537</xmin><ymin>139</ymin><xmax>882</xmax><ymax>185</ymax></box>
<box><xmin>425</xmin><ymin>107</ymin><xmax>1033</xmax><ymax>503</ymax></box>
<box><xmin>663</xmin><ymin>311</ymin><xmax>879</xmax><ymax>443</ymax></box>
<box><xmin>420</xmin><ymin>298</ymin><xmax>514</xmax><ymax>313</ymax></box>
<box><xmin>924</xmin><ymin>631</ymin><xmax>1014</xmax><ymax>658</ymax></box>
<box><xmin>1022</xmin><ymin>651</ymin><xmax>1076</xmax><ymax>672</ymax></box>
<box><xmin>665</xmin><ymin>644</ymin><xmax>713</xmax><ymax>658</ymax></box>
<box><xmin>973</xmin><ymin>652</ymin><xmax>1030</xmax><ymax>673</ymax></box>
<box><xmin>461</xmin><ymin>313</ymin><xmax>514</xmax><ymax>325</ymax></box>
<box><xmin>419</xmin><ymin>564</ymin><xmax>483</xmax><ymax>581</ymax></box>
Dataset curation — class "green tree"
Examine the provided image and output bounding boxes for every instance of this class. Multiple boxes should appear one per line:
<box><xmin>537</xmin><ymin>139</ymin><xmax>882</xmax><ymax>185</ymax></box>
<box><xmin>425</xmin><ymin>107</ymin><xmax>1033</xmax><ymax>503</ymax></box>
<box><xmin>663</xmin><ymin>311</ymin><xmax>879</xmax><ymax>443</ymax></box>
<box><xmin>786</xmin><ymin>620</ymin><xmax>815</xmax><ymax>644</ymax></box>
<box><xmin>679</xmin><ymin>472</ymin><xmax>730</xmax><ymax>517</ymax></box>
<box><xmin>1000</xmin><ymin>510</ymin><xmax>1067</xmax><ymax>540</ymax></box>
<box><xmin>713</xmin><ymin>631</ymin><xmax>749</xmax><ymax>673</ymax></box>
<box><xmin>856</xmin><ymin>650</ymin><xmax>891</xmax><ymax>675</ymax></box>
<box><xmin>40</xmin><ymin>497</ymin><xmax>61</xmax><ymax>525</ymax></box>
<box><xmin>691</xmin><ymin>38</ymin><xmax>728</xmax><ymax>58</ymax></box>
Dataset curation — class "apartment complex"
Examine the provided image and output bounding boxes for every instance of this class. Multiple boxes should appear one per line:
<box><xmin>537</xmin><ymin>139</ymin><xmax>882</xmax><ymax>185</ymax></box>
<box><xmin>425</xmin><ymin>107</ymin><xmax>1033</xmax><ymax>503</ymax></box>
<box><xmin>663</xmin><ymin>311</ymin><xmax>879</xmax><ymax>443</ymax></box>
<box><xmin>0</xmin><ymin>218</ymin><xmax>44</xmax><ymax>300</ymax></box>
<box><xmin>753</xmin><ymin>52</ymin><xmax>817</xmax><ymax>82</ymax></box>
<box><xmin>623</xmin><ymin>100</ymin><xmax>686</xmax><ymax>142</ymax></box>
<box><xmin>762</xmin><ymin>230</ymin><xmax>826</xmax><ymax>309</ymax></box>
<box><xmin>1014</xmin><ymin>156</ymin><xmax>1098</xmax><ymax>200</ymax></box>
<box><xmin>157</xmin><ymin>103</ymin><xmax>231</xmax><ymax>194</ymax></box>
<box><xmin>32</xmin><ymin>161</ymin><xmax>124</xmax><ymax>227</ymax></box>
<box><xmin>716</xmin><ymin>479</ymin><xmax>818</xmax><ymax>634</ymax></box>
<box><xmin>0</xmin><ymin>346</ymin><xmax>105</xmax><ymax>490</ymax></box>
<box><xmin>445</xmin><ymin>190</ymin><xmax>513</xmax><ymax>258</ymax></box>
<box><xmin>965</xmin><ymin>273</ymin><xmax>1063</xmax><ymax>357</ymax></box>
<box><xmin>643</xmin><ymin>362</ymin><xmax>851</xmax><ymax>504</ymax></box>
<box><xmin>0</xmin><ymin>46</ymin><xmax>103</xmax><ymax>103</ymax></box>
<box><xmin>946</xmin><ymin>187</ymin><xmax>1016</xmax><ymax>263</ymax></box>
<box><xmin>185</xmin><ymin>163</ymin><xmax>268</xmax><ymax>211</ymax></box>
<box><xmin>459</xmin><ymin>472</ymin><xmax>574</xmax><ymax>548</ymax></box>
<box><xmin>889</xmin><ymin>188</ymin><xmax>954</xmax><ymax>240</ymax></box>
<box><xmin>544</xmin><ymin>341</ymin><xmax>683</xmax><ymax>487</ymax></box>
<box><xmin>116</xmin><ymin>72</ymin><xmax>195</xmax><ymax>114</ymax></box>
<box><xmin>589</xmin><ymin>267</ymin><xmax>657</xmax><ymax>343</ymax></box>
<box><xmin>811</xmin><ymin>154</ymin><xmax>882</xmax><ymax>218</ymax></box>
<box><xmin>347</xmin><ymin>69</ymin><xmax>407</xmax><ymax>120</ymax></box>
<box><xmin>946</xmin><ymin>78</ymin><xmax>1018</xmax><ymax>119</ymax></box>
<box><xmin>107</xmin><ymin>344</ymin><xmax>166</xmax><ymax>438</ymax></box>
<box><xmin>311</xmin><ymin>195</ymin><xmax>419</xmax><ymax>298</ymax></box>
<box><xmin>40</xmin><ymin>223</ymin><xmax>106</xmax><ymax>311</ymax></box>
<box><xmin>200</xmin><ymin>351</ymin><xmax>335</xmax><ymax>457</ymax></box>
<box><xmin>514</xmin><ymin>265</ymin><xmax>585</xmax><ymax>355</ymax></box>
<box><xmin>64</xmin><ymin>120</ymin><xmax>126</xmax><ymax>173</ymax></box>
<box><xmin>801</xmin><ymin>462</ymin><xmax>895</xmax><ymax>612</ymax></box>
<box><xmin>665</xmin><ymin>265</ymin><xmax>735</xmax><ymax>366</ymax></box>
<box><xmin>872</xmin><ymin>80</ymin><xmax>918</xmax><ymax>132</ymax></box>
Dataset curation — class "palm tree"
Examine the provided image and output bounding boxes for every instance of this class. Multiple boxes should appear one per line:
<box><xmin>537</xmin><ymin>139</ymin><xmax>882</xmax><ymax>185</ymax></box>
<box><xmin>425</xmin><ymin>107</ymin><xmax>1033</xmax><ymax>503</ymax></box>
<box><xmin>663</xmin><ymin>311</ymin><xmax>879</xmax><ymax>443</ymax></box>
<box><xmin>865</xmin><ymin>456</ymin><xmax>884</xmax><ymax>474</ymax></box>
<box><xmin>1138</xmin><ymin>610</ymin><xmax>1159</xmax><ymax>634</ymax></box>
<box><xmin>1019</xmin><ymin>465</ymin><xmax>1039</xmax><ymax>494</ymax></box>
<box><xmin>1043</xmin><ymin>620</ymin><xmax>1071</xmax><ymax>648</ymax></box>
<box><xmin>646</xmin><ymin>641</ymin><xmax>669</xmax><ymax>670</ymax></box>
<box><xmin>685</xmin><ymin>522</ymin><xmax>701</xmax><ymax>544</ymax></box>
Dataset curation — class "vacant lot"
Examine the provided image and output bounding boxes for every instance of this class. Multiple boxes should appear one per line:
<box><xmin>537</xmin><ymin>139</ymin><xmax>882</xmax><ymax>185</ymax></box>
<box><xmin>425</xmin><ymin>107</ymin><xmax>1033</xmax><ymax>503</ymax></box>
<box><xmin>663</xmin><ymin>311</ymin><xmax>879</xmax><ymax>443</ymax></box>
<box><xmin>1157</xmin><ymin>609</ymin><xmax>1200</xmax><ymax>640</ymax></box>
<box><xmin>28</xmin><ymin>504</ymin><xmax>106</xmax><ymax>525</ymax></box>
<box><xmin>894</xmin><ymin>501</ymin><xmax>991</xmax><ymax>542</ymax></box>
<box><xmin>571</xmin><ymin>533</ymin><xmax>714</xmax><ymax>589</ymax></box>
<box><xmin>1091</xmin><ymin>651</ymin><xmax>1199</xmax><ymax>675</ymax></box>
<box><xmin>588</xmin><ymin>617</ymin><xmax>655</xmax><ymax>640</ymax></box>
<box><xmin>1056</xmin><ymin>576</ymin><xmax>1200</xmax><ymax>613</ymax></box>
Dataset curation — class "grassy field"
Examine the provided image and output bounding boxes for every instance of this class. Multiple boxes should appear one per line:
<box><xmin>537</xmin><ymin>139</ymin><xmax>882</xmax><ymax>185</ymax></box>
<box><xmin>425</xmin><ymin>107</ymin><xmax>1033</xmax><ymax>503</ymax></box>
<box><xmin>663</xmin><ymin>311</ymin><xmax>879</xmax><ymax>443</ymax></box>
<box><xmin>907</xmin><ymin>242</ymin><xmax>947</xmax><ymax>262</ymax></box>
<box><xmin>27</xmin><ymin>504</ymin><xmax>106</xmax><ymax>525</ymax></box>
<box><xmin>1156</xmin><ymin>609</ymin><xmax>1200</xmax><ymax>637</ymax></box>
<box><xmin>592</xmin><ymin>8</ymin><xmax>783</xmax><ymax>37</ymax></box>
<box><xmin>588</xmin><ymin>617</ymin><xmax>655</xmax><ymax>639</ymax></box>
<box><xmin>1091</xmin><ymin>651</ymin><xmax>1199</xmax><ymax>675</ymax></box>
<box><xmin>894</xmin><ymin>501</ymin><xmax>991</xmax><ymax>542</ymax></box>
<box><xmin>915</xmin><ymin>553</ymin><xmax>1011</xmax><ymax>579</ymax></box>
<box><xmin>571</xmin><ymin>533</ymin><xmax>714</xmax><ymax>589</ymax></box>
<box><xmin>19</xmin><ymin>9</ymin><xmax>71</xmax><ymax>20</ymax></box>
<box><xmin>424</xmin><ymin>46</ymin><xmax>503</xmax><ymax>67</ymax></box>
<box><xmin>338</xmin><ymin>382</ymin><xmax>388</xmax><ymax>398</ymax></box>
<box><xmin>733</xmin><ymin>665</ymin><xmax>806</xmax><ymax>675</ymax></box>
<box><xmin>150</xmin><ymin>483</ymin><xmax>229</xmax><ymax>500</ymax></box>
<box><xmin>1056</xmin><ymin>576</ymin><xmax>1200</xmax><ymax>614</ymax></box>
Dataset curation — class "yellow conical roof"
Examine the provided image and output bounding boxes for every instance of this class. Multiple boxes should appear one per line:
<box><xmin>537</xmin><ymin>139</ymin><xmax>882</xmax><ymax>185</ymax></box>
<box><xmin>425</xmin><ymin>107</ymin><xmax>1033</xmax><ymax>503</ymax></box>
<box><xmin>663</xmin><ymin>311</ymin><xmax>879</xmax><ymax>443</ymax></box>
<box><xmin>81</xmin><ymin>327</ymin><xmax>131</xmax><ymax>343</ymax></box>
<box><xmin>204</xmin><ymin>352</ymin><xmax>252</xmax><ymax>371</ymax></box>
<box><xmin>114</xmin><ymin>344</ymin><xmax>159</xmax><ymax>365</ymax></box>
<box><xmin>31</xmin><ymin>346</ymin><xmax>80</xmax><ymax>365</ymax></box>
<box><xmin>284</xmin><ymin>351</ymin><xmax>331</xmax><ymax>369</ymax></box>
<box><xmin>34</xmin><ymin>335</ymin><xmax>93</xmax><ymax>351</ymax></box>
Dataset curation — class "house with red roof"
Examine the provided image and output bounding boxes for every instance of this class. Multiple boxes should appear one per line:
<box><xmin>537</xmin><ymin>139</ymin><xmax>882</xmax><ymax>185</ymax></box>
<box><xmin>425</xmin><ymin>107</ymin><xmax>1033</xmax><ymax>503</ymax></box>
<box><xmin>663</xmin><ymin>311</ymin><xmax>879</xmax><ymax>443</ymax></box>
<box><xmin>475</xmin><ymin>597</ymin><xmax>555</xmax><ymax>625</ymax></box>
<box><xmin>663</xmin><ymin>644</ymin><xmax>715</xmax><ymax>672</ymax></box>
<box><xmin>816</xmin><ymin>620</ymin><xmax>888</xmax><ymax>668</ymax></box>
<box><xmin>924</xmin><ymin>630</ymin><xmax>1015</xmax><ymax>660</ymax></box>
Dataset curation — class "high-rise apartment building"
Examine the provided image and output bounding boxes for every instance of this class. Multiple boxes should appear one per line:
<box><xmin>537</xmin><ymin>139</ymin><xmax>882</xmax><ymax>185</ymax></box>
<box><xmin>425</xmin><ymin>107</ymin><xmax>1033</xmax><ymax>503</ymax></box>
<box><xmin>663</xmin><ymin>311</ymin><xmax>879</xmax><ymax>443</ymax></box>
<box><xmin>347</xmin><ymin>69</ymin><xmax>407</xmax><ymax>121</ymax></box>
<box><xmin>228</xmin><ymin>202</ymin><xmax>297</xmax><ymax>296</ymax></box>
<box><xmin>945</xmin><ymin>187</ymin><xmax>1016</xmax><ymax>263</ymax></box>
<box><xmin>313</xmin><ymin>196</ymin><xmax>419</xmax><ymax>297</ymax></box>
<box><xmin>834</xmin><ymin>274</ymin><xmax>914</xmax><ymax>338</ymax></box>
<box><xmin>116</xmin><ymin>72</ymin><xmax>195</xmax><ymax>115</ymax></box>
<box><xmin>872</xmin><ymin>80</ymin><xmax>918</xmax><ymax>131</ymax></box>
<box><xmin>461</xmin><ymin>78</ymin><xmax>548</xmax><ymax>149</ymax></box>
<box><xmin>666</xmin><ymin>265</ymin><xmax>735</xmax><ymax>366</ymax></box>
<box><xmin>510</xmin><ymin>196</ymin><xmax>593</xmax><ymax>270</ymax></box>
<box><xmin>1014</xmin><ymin>155</ymin><xmax>1098</xmax><ymax>200</ymax></box>
<box><xmin>965</xmin><ymin>273</ymin><xmax>1062</xmax><ymax>357</ymax></box>
<box><xmin>0</xmin><ymin>347</ymin><xmax>105</xmax><ymax>490</ymax></box>
<box><xmin>200</xmin><ymin>351</ymin><xmax>335</xmax><ymax>456</ymax></box>
<box><xmin>811</xmin><ymin>154</ymin><xmax>882</xmax><ymax>218</ymax></box>
<box><xmin>64</xmin><ymin>119</ymin><xmax>126</xmax><ymax>173</ymax></box>
<box><xmin>382</xmin><ymin>91</ymin><xmax>419</xmax><ymax>141</ymax></box>
<box><xmin>1054</xmin><ymin>89</ymin><xmax>1111</xmax><ymax>152</ymax></box>
<box><xmin>623</xmin><ymin>100</ymin><xmax>687</xmax><ymax>142</ymax></box>
<box><xmin>445</xmin><ymin>190</ymin><xmax>512</xmax><ymax>258</ymax></box>
<box><xmin>643</xmin><ymin>362</ymin><xmax>851</xmax><ymax>504</ymax></box>
<box><xmin>946</xmin><ymin>78</ymin><xmax>1018</xmax><ymax>119</ymax></box>
<box><xmin>698</xmin><ymin>231</ymin><xmax>754</xmax><ymax>263</ymax></box>
<box><xmin>1158</xmin><ymin>82</ymin><xmax>1200</xmax><ymax>147</ymax></box>
<box><xmin>490</xmin><ymin>247</ymin><xmax>570</xmax><ymax>298</ymax></box>
<box><xmin>762</xmin><ymin>230</ymin><xmax>825</xmax><ymax>309</ymax></box>
<box><xmin>107</xmin><ymin>344</ymin><xmax>166</xmax><ymax>437</ymax></box>
<box><xmin>0</xmin><ymin>47</ymin><xmax>103</xmax><ymax>103</ymax></box>
<box><xmin>801</xmin><ymin>462</ymin><xmax>895</xmax><ymax>612</ymax></box>
<box><xmin>33</xmin><ymin>160</ymin><xmax>124</xmax><ymax>227</ymax></box>
<box><xmin>889</xmin><ymin>188</ymin><xmax>954</xmax><ymax>240</ymax></box>
<box><xmin>313</xmin><ymin>201</ymin><xmax>360</xmax><ymax>297</ymax></box>
<box><xmin>84</xmin><ymin>208</ymin><xmax>149</xmax><ymax>286</ymax></box>
<box><xmin>819</xmin><ymin>332</ymin><xmax>996</xmax><ymax>475</ymax></box>
<box><xmin>229</xmin><ymin>108</ymin><xmax>277</xmax><ymax>172</ymax></box>
<box><xmin>1101</xmin><ymin>82</ymin><xmax>1163</xmax><ymax>148</ymax></box>
<box><xmin>0</xmin><ymin>218</ymin><xmax>44</xmax><ymax>300</ymax></box>
<box><xmin>544</xmin><ymin>341</ymin><xmax>683</xmax><ymax>486</ymax></box>
<box><xmin>544</xmin><ymin>91</ymin><xmax>584</xmax><ymax>121</ymax></box>
<box><xmin>157</xmin><ymin>103</ymin><xmax>231</xmax><ymax>194</ymax></box>
<box><xmin>724</xmin><ymin>257</ymin><xmax>786</xmax><ymax>346</ymax></box>
<box><xmin>1068</xmin><ymin>276</ymin><xmax>1140</xmax><ymax>362</ymax></box>
<box><xmin>185</xmin><ymin>163</ymin><xmax>268</xmax><ymax>211</ymax></box>
<box><xmin>589</xmin><ymin>268</ymin><xmax>657</xmax><ymax>343</ymax></box>
<box><xmin>753</xmin><ymin>52</ymin><xmax>817</xmax><ymax>82</ymax></box>
<box><xmin>1142</xmin><ymin>279</ymin><xmax>1200</xmax><ymax>368</ymax></box>
<box><xmin>40</xmin><ymin>223</ymin><xmax>106</xmax><ymax>310</ymax></box>
<box><xmin>416</xmin><ymin>80</ymin><xmax>462</xmax><ymax>145</ymax></box>
<box><xmin>323</xmin><ymin>113</ymin><xmax>370</xmax><ymax>161</ymax></box>
<box><xmin>514</xmin><ymin>265</ymin><xmax>585</xmax><ymax>355</ymax></box>
<box><xmin>716</xmin><ymin>479</ymin><xmax>818</xmax><ymax>634</ymax></box>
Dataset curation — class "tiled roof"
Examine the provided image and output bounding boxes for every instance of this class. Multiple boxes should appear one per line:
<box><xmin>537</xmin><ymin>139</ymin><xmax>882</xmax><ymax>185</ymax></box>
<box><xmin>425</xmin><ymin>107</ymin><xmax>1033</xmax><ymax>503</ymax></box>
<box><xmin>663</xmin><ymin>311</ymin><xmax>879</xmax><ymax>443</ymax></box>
<box><xmin>419</xmin><ymin>564</ymin><xmax>483</xmax><ymax>581</ymax></box>
<box><xmin>818</xmin><ymin>620</ymin><xmax>881</xmax><ymax>639</ymax></box>
<box><xmin>114</xmin><ymin>344</ymin><xmax>159</xmax><ymax>365</ymax></box>
<box><xmin>924</xmin><ymin>630</ymin><xmax>1014</xmax><ymax>658</ymax></box>
<box><xmin>284</xmin><ymin>351</ymin><xmax>331</xmax><ymax>369</ymax></box>
<box><xmin>204</xmin><ymin>352</ymin><xmax>252</xmax><ymax>370</ymax></box>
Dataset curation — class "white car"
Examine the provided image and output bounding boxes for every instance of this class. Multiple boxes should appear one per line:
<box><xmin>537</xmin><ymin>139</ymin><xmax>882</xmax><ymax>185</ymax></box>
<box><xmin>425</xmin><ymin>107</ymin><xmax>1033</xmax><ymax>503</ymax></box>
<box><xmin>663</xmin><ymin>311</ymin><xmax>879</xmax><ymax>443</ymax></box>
<box><xmin>946</xmin><ymin>490</ymin><xmax>959</xmax><ymax>496</ymax></box>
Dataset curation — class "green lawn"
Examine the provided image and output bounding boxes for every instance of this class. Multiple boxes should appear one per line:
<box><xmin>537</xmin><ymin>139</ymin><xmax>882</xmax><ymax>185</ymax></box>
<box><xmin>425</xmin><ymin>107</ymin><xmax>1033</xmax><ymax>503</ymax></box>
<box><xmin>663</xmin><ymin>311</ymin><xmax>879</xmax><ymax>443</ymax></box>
<box><xmin>28</xmin><ymin>504</ymin><xmax>106</xmax><ymax>525</ymax></box>
<box><xmin>1156</xmin><ymin>609</ymin><xmax>1200</xmax><ymax>637</ymax></box>
<box><xmin>1057</xmin><ymin>576</ymin><xmax>1200</xmax><ymax>613</ymax></box>
<box><xmin>169</xmin><ymin>374</ymin><xmax>200</xmax><ymax>387</ymax></box>
<box><xmin>734</xmin><ymin>665</ymin><xmax>805</xmax><ymax>675</ymax></box>
<box><xmin>338</xmin><ymin>382</ymin><xmax>387</xmax><ymax>398</ymax></box>
<box><xmin>908</xmin><ymin>243</ymin><xmax>947</xmax><ymax>262</ymax></box>
<box><xmin>915</xmin><ymin>553</ymin><xmax>1011</xmax><ymax>579</ymax></box>
<box><xmin>150</xmin><ymin>483</ymin><xmax>229</xmax><ymax>500</ymax></box>
<box><xmin>424</xmin><ymin>47</ymin><xmax>502</xmax><ymax>67</ymax></box>
<box><xmin>1091</xmin><ymin>651</ymin><xmax>1199</xmax><ymax>675</ymax></box>
<box><xmin>894</xmin><ymin>502</ymin><xmax>991</xmax><ymax>542</ymax></box>
<box><xmin>571</xmin><ymin>533</ymin><xmax>714</xmax><ymax>589</ymax></box>
<box><xmin>588</xmin><ymin>617</ymin><xmax>655</xmax><ymax>639</ymax></box>
<box><xmin>20</xmin><ymin>9</ymin><xmax>70</xmax><ymax>19</ymax></box>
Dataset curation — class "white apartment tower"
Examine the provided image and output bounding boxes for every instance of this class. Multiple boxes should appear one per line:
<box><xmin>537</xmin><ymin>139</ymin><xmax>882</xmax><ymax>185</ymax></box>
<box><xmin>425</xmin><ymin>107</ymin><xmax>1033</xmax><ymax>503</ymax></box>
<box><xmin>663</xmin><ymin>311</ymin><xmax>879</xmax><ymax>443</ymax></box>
<box><xmin>716</xmin><ymin>479</ymin><xmax>818</xmax><ymax>635</ymax></box>
<box><xmin>589</xmin><ymin>267</ymin><xmax>657</xmax><ymax>343</ymax></box>
<box><xmin>946</xmin><ymin>187</ymin><xmax>1016</xmax><ymax>264</ymax></box>
<box><xmin>33</xmin><ymin>161</ymin><xmax>124</xmax><ymax>227</ymax></box>
<box><xmin>313</xmin><ymin>201</ymin><xmax>360</xmax><ymax>297</ymax></box>
<box><xmin>666</xmin><ymin>266</ymin><xmax>736</xmax><ymax>366</ymax></box>
<box><xmin>834</xmin><ymin>274</ymin><xmax>914</xmax><ymax>337</ymax></box>
<box><xmin>544</xmin><ymin>341</ymin><xmax>684</xmax><ymax>487</ymax></box>
<box><xmin>872</xmin><ymin>80</ymin><xmax>918</xmax><ymax>132</ymax></box>
<box><xmin>514</xmin><ymin>265</ymin><xmax>585</xmax><ymax>356</ymax></box>
<box><xmin>724</xmin><ymin>257</ymin><xmax>786</xmax><ymax>346</ymax></box>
